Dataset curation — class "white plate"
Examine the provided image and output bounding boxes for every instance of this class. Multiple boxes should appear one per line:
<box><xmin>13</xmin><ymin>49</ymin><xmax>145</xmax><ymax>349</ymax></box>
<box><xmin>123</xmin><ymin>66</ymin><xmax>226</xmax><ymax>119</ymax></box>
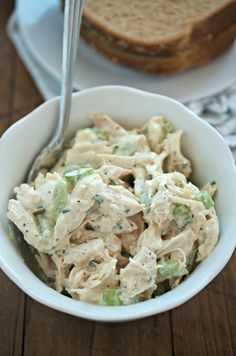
<box><xmin>16</xmin><ymin>0</ymin><xmax>236</xmax><ymax>102</ymax></box>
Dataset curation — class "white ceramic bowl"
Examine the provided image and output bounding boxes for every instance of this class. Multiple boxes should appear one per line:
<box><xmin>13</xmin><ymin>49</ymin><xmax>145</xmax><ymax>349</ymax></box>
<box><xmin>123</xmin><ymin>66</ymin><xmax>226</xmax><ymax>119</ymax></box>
<box><xmin>0</xmin><ymin>86</ymin><xmax>236</xmax><ymax>322</ymax></box>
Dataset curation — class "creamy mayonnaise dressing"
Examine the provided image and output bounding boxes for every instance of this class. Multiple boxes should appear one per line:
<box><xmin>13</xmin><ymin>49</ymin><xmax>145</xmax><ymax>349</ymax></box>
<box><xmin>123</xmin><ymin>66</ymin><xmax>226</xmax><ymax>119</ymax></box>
<box><xmin>7</xmin><ymin>114</ymin><xmax>219</xmax><ymax>305</ymax></box>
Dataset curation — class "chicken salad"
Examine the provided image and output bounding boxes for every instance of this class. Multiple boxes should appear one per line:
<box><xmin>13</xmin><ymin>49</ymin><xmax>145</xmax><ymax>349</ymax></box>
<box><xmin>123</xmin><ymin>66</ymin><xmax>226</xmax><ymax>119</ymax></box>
<box><xmin>7</xmin><ymin>114</ymin><xmax>219</xmax><ymax>305</ymax></box>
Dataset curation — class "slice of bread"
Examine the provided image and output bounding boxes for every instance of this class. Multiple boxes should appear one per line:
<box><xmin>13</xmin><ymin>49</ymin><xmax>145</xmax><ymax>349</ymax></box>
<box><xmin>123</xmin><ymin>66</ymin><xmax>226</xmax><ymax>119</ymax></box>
<box><xmin>61</xmin><ymin>0</ymin><xmax>236</xmax><ymax>73</ymax></box>
<box><xmin>81</xmin><ymin>21</ymin><xmax>236</xmax><ymax>73</ymax></box>
<box><xmin>83</xmin><ymin>0</ymin><xmax>236</xmax><ymax>54</ymax></box>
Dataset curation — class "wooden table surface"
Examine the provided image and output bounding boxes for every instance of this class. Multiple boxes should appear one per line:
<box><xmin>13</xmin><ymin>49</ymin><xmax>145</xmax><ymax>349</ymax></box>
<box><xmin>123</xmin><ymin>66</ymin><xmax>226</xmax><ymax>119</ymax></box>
<box><xmin>0</xmin><ymin>2</ymin><xmax>235</xmax><ymax>355</ymax></box>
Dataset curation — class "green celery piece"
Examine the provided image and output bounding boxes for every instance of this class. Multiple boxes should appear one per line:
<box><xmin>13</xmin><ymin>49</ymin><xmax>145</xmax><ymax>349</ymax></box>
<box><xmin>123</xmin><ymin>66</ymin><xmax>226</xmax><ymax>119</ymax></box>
<box><xmin>102</xmin><ymin>289</ymin><xmax>123</xmax><ymax>306</ymax></box>
<box><xmin>193</xmin><ymin>190</ymin><xmax>214</xmax><ymax>209</ymax></box>
<box><xmin>53</xmin><ymin>180</ymin><xmax>68</xmax><ymax>214</ymax></box>
<box><xmin>129</xmin><ymin>295</ymin><xmax>140</xmax><ymax>304</ymax></box>
<box><xmin>162</xmin><ymin>122</ymin><xmax>173</xmax><ymax>137</ymax></box>
<box><xmin>158</xmin><ymin>259</ymin><xmax>188</xmax><ymax>279</ymax></box>
<box><xmin>113</xmin><ymin>142</ymin><xmax>136</xmax><ymax>156</ymax></box>
<box><xmin>173</xmin><ymin>204</ymin><xmax>192</xmax><ymax>229</ymax></box>
<box><xmin>64</xmin><ymin>167</ymin><xmax>94</xmax><ymax>191</ymax></box>
<box><xmin>92</xmin><ymin>127</ymin><xmax>109</xmax><ymax>141</ymax></box>
<box><xmin>37</xmin><ymin>215</ymin><xmax>55</xmax><ymax>238</ymax></box>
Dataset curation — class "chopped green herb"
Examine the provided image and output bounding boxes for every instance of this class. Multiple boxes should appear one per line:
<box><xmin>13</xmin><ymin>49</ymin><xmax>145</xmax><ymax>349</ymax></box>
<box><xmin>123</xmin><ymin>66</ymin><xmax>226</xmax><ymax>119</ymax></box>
<box><xmin>36</xmin><ymin>204</ymin><xmax>44</xmax><ymax>210</ymax></box>
<box><xmin>93</xmin><ymin>194</ymin><xmax>104</xmax><ymax>205</ymax></box>
<box><xmin>53</xmin><ymin>180</ymin><xmax>68</xmax><ymax>215</ymax></box>
<box><xmin>173</xmin><ymin>204</ymin><xmax>192</xmax><ymax>229</ymax></box>
<box><xmin>182</xmin><ymin>162</ymin><xmax>188</xmax><ymax>169</ymax></box>
<box><xmin>193</xmin><ymin>190</ymin><xmax>214</xmax><ymax>209</ymax></box>
<box><xmin>116</xmin><ymin>222</ymin><xmax>123</xmax><ymax>230</ymax></box>
<box><xmin>88</xmin><ymin>260</ymin><xmax>96</xmax><ymax>268</ymax></box>
<box><xmin>113</xmin><ymin>142</ymin><xmax>137</xmax><ymax>156</ymax></box>
<box><xmin>62</xmin><ymin>208</ymin><xmax>70</xmax><ymax>214</ymax></box>
<box><xmin>162</xmin><ymin>122</ymin><xmax>173</xmax><ymax>137</ymax></box>
<box><xmin>210</xmin><ymin>181</ymin><xmax>216</xmax><ymax>185</ymax></box>
<box><xmin>33</xmin><ymin>204</ymin><xmax>45</xmax><ymax>216</ymax></box>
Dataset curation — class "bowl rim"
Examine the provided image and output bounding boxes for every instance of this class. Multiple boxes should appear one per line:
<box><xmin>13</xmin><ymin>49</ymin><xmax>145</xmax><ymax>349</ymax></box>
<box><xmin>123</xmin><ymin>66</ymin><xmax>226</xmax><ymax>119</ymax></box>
<box><xmin>0</xmin><ymin>85</ymin><xmax>236</xmax><ymax>322</ymax></box>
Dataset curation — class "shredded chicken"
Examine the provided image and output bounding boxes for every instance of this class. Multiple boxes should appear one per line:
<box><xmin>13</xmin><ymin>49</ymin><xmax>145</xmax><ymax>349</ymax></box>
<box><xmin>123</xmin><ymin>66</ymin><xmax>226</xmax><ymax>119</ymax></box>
<box><xmin>7</xmin><ymin>114</ymin><xmax>219</xmax><ymax>305</ymax></box>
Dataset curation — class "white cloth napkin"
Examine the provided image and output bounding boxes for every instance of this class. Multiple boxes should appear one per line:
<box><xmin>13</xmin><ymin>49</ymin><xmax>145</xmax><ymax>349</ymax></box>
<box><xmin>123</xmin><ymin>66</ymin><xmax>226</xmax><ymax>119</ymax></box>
<box><xmin>7</xmin><ymin>11</ymin><xmax>236</xmax><ymax>159</ymax></box>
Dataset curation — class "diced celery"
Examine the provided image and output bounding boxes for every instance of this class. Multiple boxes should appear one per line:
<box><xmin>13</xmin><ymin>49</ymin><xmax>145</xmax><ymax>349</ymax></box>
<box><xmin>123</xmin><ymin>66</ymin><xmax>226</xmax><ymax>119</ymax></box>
<box><xmin>162</xmin><ymin>122</ymin><xmax>173</xmax><ymax>136</ymax></box>
<box><xmin>113</xmin><ymin>142</ymin><xmax>136</xmax><ymax>156</ymax></box>
<box><xmin>53</xmin><ymin>180</ymin><xmax>68</xmax><ymax>214</ymax></box>
<box><xmin>173</xmin><ymin>204</ymin><xmax>192</xmax><ymax>229</ymax></box>
<box><xmin>193</xmin><ymin>190</ymin><xmax>214</xmax><ymax>209</ymax></box>
<box><xmin>64</xmin><ymin>167</ymin><xmax>94</xmax><ymax>191</ymax></box>
<box><xmin>37</xmin><ymin>215</ymin><xmax>55</xmax><ymax>238</ymax></box>
<box><xmin>129</xmin><ymin>295</ymin><xmax>140</xmax><ymax>304</ymax></box>
<box><xmin>92</xmin><ymin>127</ymin><xmax>109</xmax><ymax>141</ymax></box>
<box><xmin>158</xmin><ymin>259</ymin><xmax>188</xmax><ymax>279</ymax></box>
<box><xmin>102</xmin><ymin>289</ymin><xmax>123</xmax><ymax>306</ymax></box>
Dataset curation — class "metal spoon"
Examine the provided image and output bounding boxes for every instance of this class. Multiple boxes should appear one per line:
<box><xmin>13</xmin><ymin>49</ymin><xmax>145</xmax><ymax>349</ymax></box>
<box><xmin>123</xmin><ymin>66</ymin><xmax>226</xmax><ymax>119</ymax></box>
<box><xmin>27</xmin><ymin>0</ymin><xmax>84</xmax><ymax>183</ymax></box>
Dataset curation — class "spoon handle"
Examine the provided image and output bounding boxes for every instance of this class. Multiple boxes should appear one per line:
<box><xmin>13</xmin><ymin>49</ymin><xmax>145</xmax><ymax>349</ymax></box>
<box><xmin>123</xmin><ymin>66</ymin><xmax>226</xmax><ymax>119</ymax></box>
<box><xmin>26</xmin><ymin>0</ymin><xmax>84</xmax><ymax>183</ymax></box>
<box><xmin>55</xmin><ymin>0</ymin><xmax>84</xmax><ymax>145</ymax></box>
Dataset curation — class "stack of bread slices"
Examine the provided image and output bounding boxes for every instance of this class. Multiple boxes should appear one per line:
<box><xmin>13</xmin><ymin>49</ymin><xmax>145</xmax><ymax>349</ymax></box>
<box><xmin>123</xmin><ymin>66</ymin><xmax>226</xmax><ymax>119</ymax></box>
<box><xmin>63</xmin><ymin>0</ymin><xmax>236</xmax><ymax>74</ymax></box>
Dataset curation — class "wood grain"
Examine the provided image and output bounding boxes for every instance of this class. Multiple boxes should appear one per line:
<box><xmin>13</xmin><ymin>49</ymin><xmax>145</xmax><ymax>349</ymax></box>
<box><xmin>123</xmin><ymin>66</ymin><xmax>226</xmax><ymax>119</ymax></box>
<box><xmin>91</xmin><ymin>314</ymin><xmax>173</xmax><ymax>356</ymax></box>
<box><xmin>0</xmin><ymin>271</ymin><xmax>25</xmax><ymax>356</ymax></box>
<box><xmin>0</xmin><ymin>2</ymin><xmax>235</xmax><ymax>356</ymax></box>
<box><xmin>12</xmin><ymin>57</ymin><xmax>43</xmax><ymax>111</ymax></box>
<box><xmin>0</xmin><ymin>53</ymin><xmax>15</xmax><ymax>117</ymax></box>
<box><xmin>171</xmin><ymin>257</ymin><xmax>235</xmax><ymax>356</ymax></box>
<box><xmin>23</xmin><ymin>298</ymin><xmax>94</xmax><ymax>356</ymax></box>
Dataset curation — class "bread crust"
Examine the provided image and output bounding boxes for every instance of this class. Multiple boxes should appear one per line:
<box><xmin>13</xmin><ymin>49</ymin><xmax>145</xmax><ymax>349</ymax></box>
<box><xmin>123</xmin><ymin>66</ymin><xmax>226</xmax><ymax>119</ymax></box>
<box><xmin>81</xmin><ymin>22</ymin><xmax>236</xmax><ymax>74</ymax></box>
<box><xmin>82</xmin><ymin>0</ymin><xmax>236</xmax><ymax>54</ymax></box>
